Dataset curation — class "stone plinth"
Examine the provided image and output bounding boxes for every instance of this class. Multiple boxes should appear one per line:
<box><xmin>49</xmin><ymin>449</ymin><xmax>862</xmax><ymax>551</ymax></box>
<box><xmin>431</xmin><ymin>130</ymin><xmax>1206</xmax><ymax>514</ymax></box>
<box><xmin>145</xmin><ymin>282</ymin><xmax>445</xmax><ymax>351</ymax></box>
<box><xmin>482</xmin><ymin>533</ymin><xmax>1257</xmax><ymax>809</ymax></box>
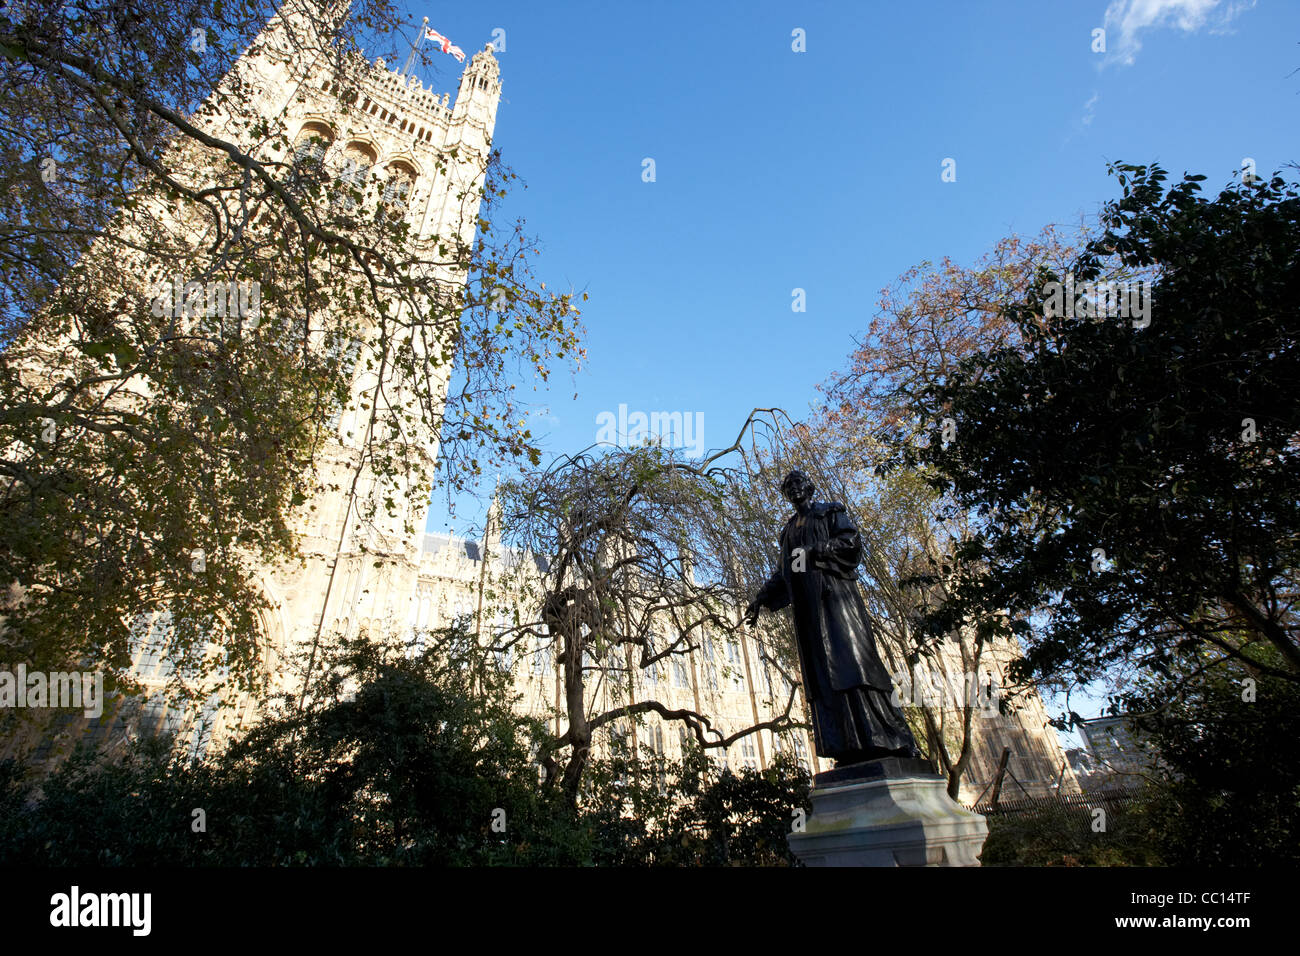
<box><xmin>788</xmin><ymin>758</ymin><xmax>988</xmax><ymax>867</ymax></box>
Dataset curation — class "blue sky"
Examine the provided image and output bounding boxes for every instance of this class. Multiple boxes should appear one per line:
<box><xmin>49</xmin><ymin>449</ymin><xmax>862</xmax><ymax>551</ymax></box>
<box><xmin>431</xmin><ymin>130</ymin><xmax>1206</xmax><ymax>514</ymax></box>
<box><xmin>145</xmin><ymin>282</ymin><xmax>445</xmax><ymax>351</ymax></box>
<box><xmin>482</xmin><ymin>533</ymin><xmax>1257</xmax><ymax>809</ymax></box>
<box><xmin>408</xmin><ymin>0</ymin><xmax>1297</xmax><ymax>531</ymax></box>
<box><xmin>401</xmin><ymin>1</ymin><xmax>1296</xmax><ymax>733</ymax></box>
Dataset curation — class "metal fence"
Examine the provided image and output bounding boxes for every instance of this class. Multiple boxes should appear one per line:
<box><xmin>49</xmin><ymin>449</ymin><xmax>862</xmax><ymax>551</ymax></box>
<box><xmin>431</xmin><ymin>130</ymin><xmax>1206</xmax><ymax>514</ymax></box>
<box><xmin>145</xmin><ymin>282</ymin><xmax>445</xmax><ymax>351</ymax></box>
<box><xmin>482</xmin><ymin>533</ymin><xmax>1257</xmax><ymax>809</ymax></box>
<box><xmin>973</xmin><ymin>786</ymin><xmax>1145</xmax><ymax>818</ymax></box>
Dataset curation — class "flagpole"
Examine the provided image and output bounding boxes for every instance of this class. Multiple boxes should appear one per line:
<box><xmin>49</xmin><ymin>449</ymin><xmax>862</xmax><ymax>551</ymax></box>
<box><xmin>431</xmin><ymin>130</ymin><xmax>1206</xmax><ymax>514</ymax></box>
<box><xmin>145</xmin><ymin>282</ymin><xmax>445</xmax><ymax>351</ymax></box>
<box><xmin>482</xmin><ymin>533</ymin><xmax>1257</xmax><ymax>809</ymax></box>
<box><xmin>401</xmin><ymin>16</ymin><xmax>429</xmax><ymax>79</ymax></box>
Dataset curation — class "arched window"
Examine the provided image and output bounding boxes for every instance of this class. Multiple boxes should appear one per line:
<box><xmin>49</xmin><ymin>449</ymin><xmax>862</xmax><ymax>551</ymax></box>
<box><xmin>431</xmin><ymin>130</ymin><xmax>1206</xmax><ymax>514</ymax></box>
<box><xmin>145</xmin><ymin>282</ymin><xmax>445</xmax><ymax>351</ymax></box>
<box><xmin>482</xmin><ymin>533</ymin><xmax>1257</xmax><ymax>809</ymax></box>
<box><xmin>453</xmin><ymin>599</ymin><xmax>473</xmax><ymax>627</ymax></box>
<box><xmin>792</xmin><ymin>734</ymin><xmax>811</xmax><ymax>773</ymax></box>
<box><xmin>324</xmin><ymin>337</ymin><xmax>362</xmax><ymax>433</ymax></box>
<box><xmin>339</xmin><ymin>142</ymin><xmax>375</xmax><ymax>187</ymax></box>
<box><xmin>293</xmin><ymin>122</ymin><xmax>334</xmax><ymax>163</ymax></box>
<box><xmin>725</xmin><ymin>639</ymin><xmax>745</xmax><ymax>689</ymax></box>
<box><xmin>379</xmin><ymin>161</ymin><xmax>417</xmax><ymax>218</ymax></box>
<box><xmin>292</xmin><ymin>122</ymin><xmax>334</xmax><ymax>187</ymax></box>
<box><xmin>336</xmin><ymin>142</ymin><xmax>376</xmax><ymax>212</ymax></box>
<box><xmin>130</xmin><ymin>610</ymin><xmax>175</xmax><ymax>680</ymax></box>
<box><xmin>122</xmin><ymin>610</ymin><xmax>234</xmax><ymax>760</ymax></box>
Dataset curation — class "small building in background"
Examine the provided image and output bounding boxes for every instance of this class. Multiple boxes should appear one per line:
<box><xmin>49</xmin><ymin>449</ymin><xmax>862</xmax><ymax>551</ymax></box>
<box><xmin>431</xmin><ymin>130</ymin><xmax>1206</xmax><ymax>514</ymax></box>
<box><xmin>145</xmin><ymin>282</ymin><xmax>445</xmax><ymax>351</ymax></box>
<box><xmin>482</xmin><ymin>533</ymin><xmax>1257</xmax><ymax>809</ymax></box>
<box><xmin>1075</xmin><ymin>715</ymin><xmax>1158</xmax><ymax>788</ymax></box>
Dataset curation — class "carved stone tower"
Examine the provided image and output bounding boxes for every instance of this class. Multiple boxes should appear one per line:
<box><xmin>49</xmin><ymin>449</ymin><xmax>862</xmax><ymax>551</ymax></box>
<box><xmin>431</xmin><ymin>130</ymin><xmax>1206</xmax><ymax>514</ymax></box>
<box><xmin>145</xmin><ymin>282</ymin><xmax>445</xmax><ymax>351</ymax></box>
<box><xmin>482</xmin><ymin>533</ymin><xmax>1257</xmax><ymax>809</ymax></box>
<box><xmin>217</xmin><ymin>6</ymin><xmax>504</xmax><ymax>708</ymax></box>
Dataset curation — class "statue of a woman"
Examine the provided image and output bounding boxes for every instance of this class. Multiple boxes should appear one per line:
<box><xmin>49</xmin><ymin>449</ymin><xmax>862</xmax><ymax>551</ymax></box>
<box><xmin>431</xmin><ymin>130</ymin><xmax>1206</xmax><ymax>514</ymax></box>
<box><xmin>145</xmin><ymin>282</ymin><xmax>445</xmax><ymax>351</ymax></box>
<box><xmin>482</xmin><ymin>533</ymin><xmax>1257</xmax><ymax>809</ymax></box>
<box><xmin>745</xmin><ymin>470</ymin><xmax>918</xmax><ymax>765</ymax></box>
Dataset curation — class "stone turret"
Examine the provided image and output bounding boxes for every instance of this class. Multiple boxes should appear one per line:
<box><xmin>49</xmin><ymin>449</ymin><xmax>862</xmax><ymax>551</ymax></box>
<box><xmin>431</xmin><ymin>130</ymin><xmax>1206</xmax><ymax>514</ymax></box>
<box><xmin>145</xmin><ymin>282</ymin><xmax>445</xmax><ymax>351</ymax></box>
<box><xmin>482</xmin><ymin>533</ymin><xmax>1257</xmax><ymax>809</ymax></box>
<box><xmin>452</xmin><ymin>45</ymin><xmax>502</xmax><ymax>138</ymax></box>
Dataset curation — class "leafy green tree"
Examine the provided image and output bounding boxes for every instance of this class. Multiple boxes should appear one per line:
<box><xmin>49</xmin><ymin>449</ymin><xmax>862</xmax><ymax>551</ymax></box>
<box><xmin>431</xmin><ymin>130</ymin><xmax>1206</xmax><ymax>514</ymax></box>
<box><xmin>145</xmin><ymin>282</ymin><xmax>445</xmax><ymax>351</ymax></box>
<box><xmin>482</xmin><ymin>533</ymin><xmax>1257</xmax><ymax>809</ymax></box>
<box><xmin>884</xmin><ymin>163</ymin><xmax>1300</xmax><ymax>691</ymax></box>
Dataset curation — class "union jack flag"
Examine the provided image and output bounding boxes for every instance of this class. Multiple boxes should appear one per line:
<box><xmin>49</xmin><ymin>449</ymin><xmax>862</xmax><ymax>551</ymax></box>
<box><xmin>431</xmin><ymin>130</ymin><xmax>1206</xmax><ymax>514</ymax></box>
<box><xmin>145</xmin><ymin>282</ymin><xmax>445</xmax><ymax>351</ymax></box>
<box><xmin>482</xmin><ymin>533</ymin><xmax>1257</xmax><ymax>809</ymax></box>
<box><xmin>424</xmin><ymin>26</ymin><xmax>465</xmax><ymax>63</ymax></box>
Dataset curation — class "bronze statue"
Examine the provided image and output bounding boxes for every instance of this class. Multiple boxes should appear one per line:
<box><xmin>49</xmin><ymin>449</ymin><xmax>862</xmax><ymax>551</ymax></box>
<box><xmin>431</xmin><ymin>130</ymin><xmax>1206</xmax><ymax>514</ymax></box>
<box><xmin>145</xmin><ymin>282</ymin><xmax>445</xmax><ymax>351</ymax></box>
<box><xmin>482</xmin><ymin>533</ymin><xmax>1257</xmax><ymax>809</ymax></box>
<box><xmin>745</xmin><ymin>470</ymin><xmax>918</xmax><ymax>765</ymax></box>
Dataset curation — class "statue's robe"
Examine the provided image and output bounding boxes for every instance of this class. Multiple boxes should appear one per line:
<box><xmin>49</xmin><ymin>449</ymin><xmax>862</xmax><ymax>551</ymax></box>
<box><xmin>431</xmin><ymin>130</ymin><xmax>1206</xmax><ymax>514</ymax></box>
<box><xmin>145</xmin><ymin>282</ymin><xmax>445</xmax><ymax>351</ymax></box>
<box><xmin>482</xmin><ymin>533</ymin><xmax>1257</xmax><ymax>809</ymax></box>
<box><xmin>754</xmin><ymin>501</ymin><xmax>917</xmax><ymax>763</ymax></box>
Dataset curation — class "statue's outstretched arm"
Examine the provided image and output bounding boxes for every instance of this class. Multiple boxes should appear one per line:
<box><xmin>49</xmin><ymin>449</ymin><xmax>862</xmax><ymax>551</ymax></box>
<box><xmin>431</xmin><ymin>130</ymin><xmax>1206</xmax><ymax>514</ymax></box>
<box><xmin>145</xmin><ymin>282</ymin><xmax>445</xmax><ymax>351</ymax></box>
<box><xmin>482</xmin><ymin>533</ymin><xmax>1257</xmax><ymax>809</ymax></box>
<box><xmin>753</xmin><ymin>568</ymin><xmax>791</xmax><ymax>611</ymax></box>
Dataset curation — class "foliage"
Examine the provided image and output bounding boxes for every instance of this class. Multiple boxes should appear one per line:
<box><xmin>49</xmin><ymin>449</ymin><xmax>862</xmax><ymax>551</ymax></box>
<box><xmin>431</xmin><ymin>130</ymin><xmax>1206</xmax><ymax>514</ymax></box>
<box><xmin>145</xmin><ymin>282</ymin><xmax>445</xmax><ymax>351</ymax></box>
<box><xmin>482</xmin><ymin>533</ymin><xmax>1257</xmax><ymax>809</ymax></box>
<box><xmin>0</xmin><ymin>626</ymin><xmax>586</xmax><ymax>865</ymax></box>
<box><xmin>882</xmin><ymin>163</ymin><xmax>1300</xmax><ymax>690</ymax></box>
<box><xmin>983</xmin><ymin>648</ymin><xmax>1300</xmax><ymax>867</ymax></box>
<box><xmin>824</xmin><ymin>222</ymin><xmax>1090</xmax><ymax>434</ymax></box>
<box><xmin>16</xmin><ymin>609</ymin><xmax>1290</xmax><ymax>868</ymax></box>
<box><xmin>979</xmin><ymin>798</ymin><xmax>1162</xmax><ymax>867</ymax></box>
<box><xmin>0</xmin><ymin>624</ymin><xmax>812</xmax><ymax>866</ymax></box>
<box><xmin>1123</xmin><ymin>650</ymin><xmax>1300</xmax><ymax>866</ymax></box>
<box><xmin>0</xmin><ymin>0</ymin><xmax>583</xmax><ymax>701</ymax></box>
<box><xmin>579</xmin><ymin>746</ymin><xmax>810</xmax><ymax>867</ymax></box>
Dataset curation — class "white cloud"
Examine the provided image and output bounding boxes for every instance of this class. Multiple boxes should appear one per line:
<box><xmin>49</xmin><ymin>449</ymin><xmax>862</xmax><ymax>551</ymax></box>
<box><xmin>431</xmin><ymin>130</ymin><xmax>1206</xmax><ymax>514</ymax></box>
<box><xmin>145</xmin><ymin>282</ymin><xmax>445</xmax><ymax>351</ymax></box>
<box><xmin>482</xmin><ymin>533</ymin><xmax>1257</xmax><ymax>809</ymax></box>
<box><xmin>1101</xmin><ymin>0</ymin><xmax>1255</xmax><ymax>67</ymax></box>
<box><xmin>1210</xmin><ymin>0</ymin><xmax>1258</xmax><ymax>34</ymax></box>
<box><xmin>1082</xmin><ymin>91</ymin><xmax>1100</xmax><ymax>125</ymax></box>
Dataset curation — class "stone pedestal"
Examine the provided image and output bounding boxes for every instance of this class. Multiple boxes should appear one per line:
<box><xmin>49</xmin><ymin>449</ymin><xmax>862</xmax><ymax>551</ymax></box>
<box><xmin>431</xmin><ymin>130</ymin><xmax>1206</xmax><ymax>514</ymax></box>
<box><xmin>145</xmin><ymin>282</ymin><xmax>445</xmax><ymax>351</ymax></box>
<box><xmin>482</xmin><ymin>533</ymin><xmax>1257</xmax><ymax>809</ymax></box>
<box><xmin>788</xmin><ymin>757</ymin><xmax>988</xmax><ymax>867</ymax></box>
